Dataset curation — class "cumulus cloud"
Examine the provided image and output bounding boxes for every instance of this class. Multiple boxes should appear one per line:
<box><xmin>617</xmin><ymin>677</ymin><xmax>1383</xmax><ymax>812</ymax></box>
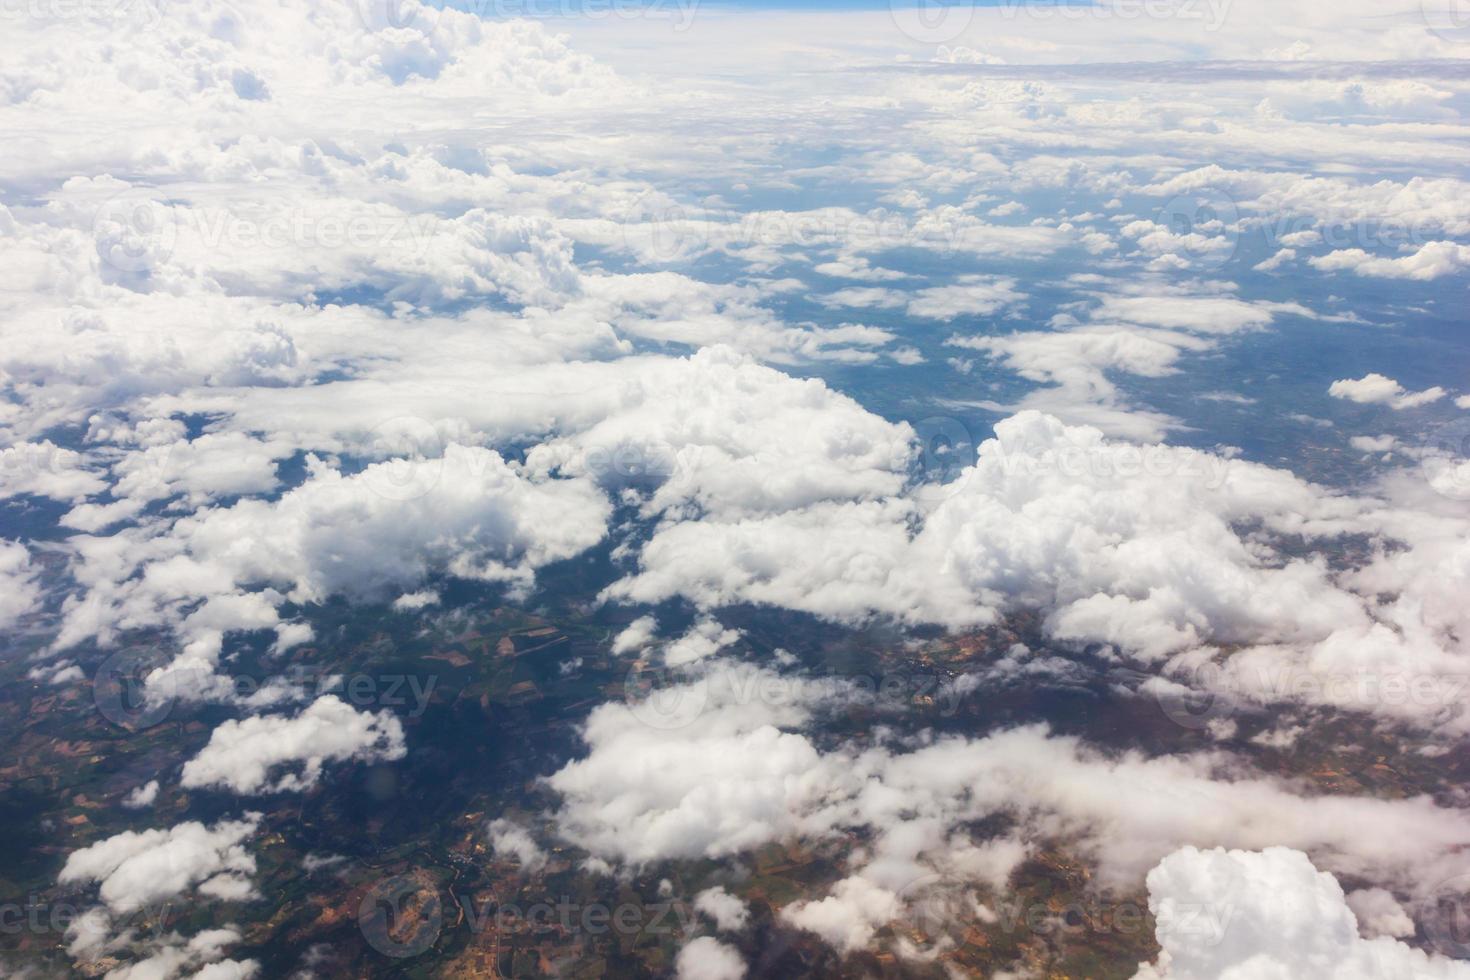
<box><xmin>548</xmin><ymin>664</ymin><xmax>1470</xmax><ymax>961</ymax></box>
<box><xmin>675</xmin><ymin>937</ymin><xmax>746</xmax><ymax>980</ymax></box>
<box><xmin>54</xmin><ymin>445</ymin><xmax>611</xmax><ymax>689</ymax></box>
<box><xmin>488</xmin><ymin>818</ymin><xmax>548</xmax><ymax>872</ymax></box>
<box><xmin>122</xmin><ymin>780</ymin><xmax>160</xmax><ymax>810</ymax></box>
<box><xmin>0</xmin><ymin>540</ymin><xmax>42</xmax><ymax>630</ymax></box>
<box><xmin>694</xmin><ymin>887</ymin><xmax>750</xmax><ymax>933</ymax></box>
<box><xmin>905</xmin><ymin>276</ymin><xmax>1024</xmax><ymax>321</ymax></box>
<box><xmin>180</xmin><ymin>696</ymin><xmax>405</xmax><ymax>794</ymax></box>
<box><xmin>1311</xmin><ymin>241</ymin><xmax>1470</xmax><ymax>280</ymax></box>
<box><xmin>1329</xmin><ymin>373</ymin><xmax>1447</xmax><ymax>410</ymax></box>
<box><xmin>663</xmin><ymin>618</ymin><xmax>743</xmax><ymax>667</ymax></box>
<box><xmin>1134</xmin><ymin>847</ymin><xmax>1470</xmax><ymax>979</ymax></box>
<box><xmin>68</xmin><ymin>917</ymin><xmax>258</xmax><ymax>980</ymax></box>
<box><xmin>59</xmin><ymin>815</ymin><xmax>260</xmax><ymax>914</ymax></box>
<box><xmin>7</xmin><ymin>4</ymin><xmax>1470</xmax><ymax>978</ymax></box>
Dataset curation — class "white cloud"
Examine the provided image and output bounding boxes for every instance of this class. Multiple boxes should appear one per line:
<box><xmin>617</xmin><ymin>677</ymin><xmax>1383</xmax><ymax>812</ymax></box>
<box><xmin>0</xmin><ymin>441</ymin><xmax>106</xmax><ymax>501</ymax></box>
<box><xmin>905</xmin><ymin>276</ymin><xmax>1024</xmax><ymax>321</ymax></box>
<box><xmin>122</xmin><ymin>780</ymin><xmax>160</xmax><ymax>810</ymax></box>
<box><xmin>487</xmin><ymin>818</ymin><xmax>548</xmax><ymax>872</ymax></box>
<box><xmin>1345</xmin><ymin>887</ymin><xmax>1416</xmax><ymax>939</ymax></box>
<box><xmin>392</xmin><ymin>589</ymin><xmax>440</xmax><ymax>611</ymax></box>
<box><xmin>0</xmin><ymin>541</ymin><xmax>42</xmax><ymax>630</ymax></box>
<box><xmin>59</xmin><ymin>815</ymin><xmax>260</xmax><ymax>914</ymax></box>
<box><xmin>549</xmin><ymin>665</ymin><xmax>1470</xmax><ymax>958</ymax></box>
<box><xmin>694</xmin><ymin>887</ymin><xmax>750</xmax><ymax>933</ymax></box>
<box><xmin>1134</xmin><ymin>847</ymin><xmax>1470</xmax><ymax>979</ymax></box>
<box><xmin>181</xmin><ymin>696</ymin><xmax>405</xmax><ymax>794</ymax></box>
<box><xmin>612</xmin><ymin>615</ymin><xmax>659</xmax><ymax>655</ymax></box>
<box><xmin>663</xmin><ymin>617</ymin><xmax>742</xmax><ymax>667</ymax></box>
<box><xmin>675</xmin><ymin>937</ymin><xmax>745</xmax><ymax>980</ymax></box>
<box><xmin>1330</xmin><ymin>373</ymin><xmax>1447</xmax><ymax>410</ymax></box>
<box><xmin>1311</xmin><ymin>242</ymin><xmax>1470</xmax><ymax>280</ymax></box>
<box><xmin>55</xmin><ymin>446</ymin><xmax>611</xmax><ymax>685</ymax></box>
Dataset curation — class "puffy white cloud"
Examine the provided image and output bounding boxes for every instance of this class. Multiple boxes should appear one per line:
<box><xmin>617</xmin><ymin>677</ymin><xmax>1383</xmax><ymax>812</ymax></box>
<box><xmin>1134</xmin><ymin>847</ymin><xmax>1470</xmax><ymax>979</ymax></box>
<box><xmin>1311</xmin><ymin>241</ymin><xmax>1470</xmax><ymax>280</ymax></box>
<box><xmin>487</xmin><ymin>818</ymin><xmax>547</xmax><ymax>872</ymax></box>
<box><xmin>391</xmin><ymin>589</ymin><xmax>440</xmax><ymax>611</ymax></box>
<box><xmin>180</xmin><ymin>696</ymin><xmax>405</xmax><ymax>794</ymax></box>
<box><xmin>72</xmin><ymin>921</ymin><xmax>258</xmax><ymax>980</ymax></box>
<box><xmin>550</xmin><ymin>664</ymin><xmax>1470</xmax><ymax>939</ymax></box>
<box><xmin>675</xmin><ymin>937</ymin><xmax>745</xmax><ymax>980</ymax></box>
<box><xmin>0</xmin><ymin>540</ymin><xmax>42</xmax><ymax>630</ymax></box>
<box><xmin>663</xmin><ymin>618</ymin><xmax>742</xmax><ymax>667</ymax></box>
<box><xmin>122</xmin><ymin>780</ymin><xmax>160</xmax><ymax>810</ymax></box>
<box><xmin>0</xmin><ymin>441</ymin><xmax>107</xmax><ymax>501</ymax></box>
<box><xmin>59</xmin><ymin>815</ymin><xmax>260</xmax><ymax>914</ymax></box>
<box><xmin>783</xmin><ymin>876</ymin><xmax>902</xmax><ymax>953</ymax></box>
<box><xmin>6</xmin><ymin>7</ymin><xmax>1470</xmax><ymax>979</ymax></box>
<box><xmin>54</xmin><ymin>445</ymin><xmax>611</xmax><ymax>678</ymax></box>
<box><xmin>1345</xmin><ymin>887</ymin><xmax>1416</xmax><ymax>939</ymax></box>
<box><xmin>905</xmin><ymin>276</ymin><xmax>1024</xmax><ymax>321</ymax></box>
<box><xmin>694</xmin><ymin>887</ymin><xmax>750</xmax><ymax>933</ymax></box>
<box><xmin>612</xmin><ymin>615</ymin><xmax>659</xmax><ymax>655</ymax></box>
<box><xmin>1330</xmin><ymin>373</ymin><xmax>1447</xmax><ymax>410</ymax></box>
